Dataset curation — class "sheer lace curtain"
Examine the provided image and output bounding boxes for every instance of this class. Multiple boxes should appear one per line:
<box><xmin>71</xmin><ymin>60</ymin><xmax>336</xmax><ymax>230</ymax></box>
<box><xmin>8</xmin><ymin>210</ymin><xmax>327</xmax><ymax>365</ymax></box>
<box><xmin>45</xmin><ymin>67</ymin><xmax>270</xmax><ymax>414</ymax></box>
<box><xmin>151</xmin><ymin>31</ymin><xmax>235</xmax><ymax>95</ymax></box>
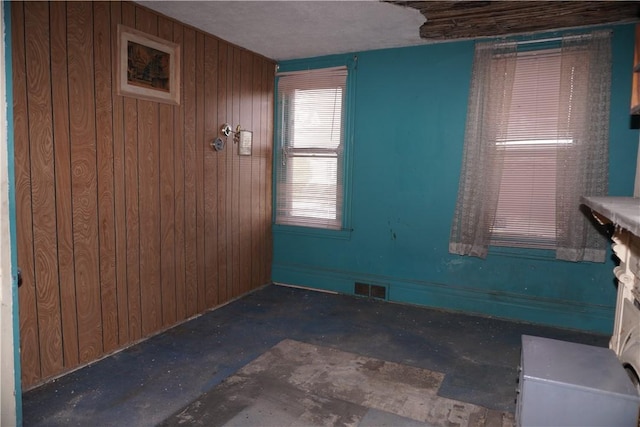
<box><xmin>449</xmin><ymin>31</ymin><xmax>611</xmax><ymax>261</ymax></box>
<box><xmin>556</xmin><ymin>32</ymin><xmax>611</xmax><ymax>262</ymax></box>
<box><xmin>449</xmin><ymin>42</ymin><xmax>518</xmax><ymax>258</ymax></box>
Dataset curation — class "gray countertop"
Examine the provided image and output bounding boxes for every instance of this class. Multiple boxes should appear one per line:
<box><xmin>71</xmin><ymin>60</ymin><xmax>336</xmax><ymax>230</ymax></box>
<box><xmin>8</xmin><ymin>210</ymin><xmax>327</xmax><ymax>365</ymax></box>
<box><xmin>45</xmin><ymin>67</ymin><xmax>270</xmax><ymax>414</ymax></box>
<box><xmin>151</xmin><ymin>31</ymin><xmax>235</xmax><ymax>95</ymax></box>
<box><xmin>581</xmin><ymin>196</ymin><xmax>640</xmax><ymax>236</ymax></box>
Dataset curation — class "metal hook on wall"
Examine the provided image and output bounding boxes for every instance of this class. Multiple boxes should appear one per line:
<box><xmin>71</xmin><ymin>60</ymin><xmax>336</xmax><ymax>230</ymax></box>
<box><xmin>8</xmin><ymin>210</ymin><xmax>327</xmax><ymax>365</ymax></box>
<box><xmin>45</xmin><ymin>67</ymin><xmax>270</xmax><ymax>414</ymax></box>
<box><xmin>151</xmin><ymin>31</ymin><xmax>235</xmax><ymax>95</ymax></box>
<box><xmin>212</xmin><ymin>122</ymin><xmax>252</xmax><ymax>155</ymax></box>
<box><xmin>210</xmin><ymin>123</ymin><xmax>232</xmax><ymax>151</ymax></box>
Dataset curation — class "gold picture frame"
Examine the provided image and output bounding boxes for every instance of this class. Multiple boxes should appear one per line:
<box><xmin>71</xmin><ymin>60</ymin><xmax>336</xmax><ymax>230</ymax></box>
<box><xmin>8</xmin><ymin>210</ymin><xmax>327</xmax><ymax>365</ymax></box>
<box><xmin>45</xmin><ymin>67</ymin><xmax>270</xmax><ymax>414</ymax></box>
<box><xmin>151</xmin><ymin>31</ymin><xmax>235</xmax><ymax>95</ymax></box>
<box><xmin>117</xmin><ymin>25</ymin><xmax>180</xmax><ymax>105</ymax></box>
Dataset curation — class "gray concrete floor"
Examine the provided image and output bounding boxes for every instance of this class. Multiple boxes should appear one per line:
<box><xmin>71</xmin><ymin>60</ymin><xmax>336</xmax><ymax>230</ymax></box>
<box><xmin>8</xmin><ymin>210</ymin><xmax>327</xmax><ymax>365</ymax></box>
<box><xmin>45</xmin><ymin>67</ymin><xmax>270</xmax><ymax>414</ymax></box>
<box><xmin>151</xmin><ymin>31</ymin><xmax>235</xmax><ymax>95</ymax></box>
<box><xmin>22</xmin><ymin>284</ymin><xmax>609</xmax><ymax>426</ymax></box>
<box><xmin>160</xmin><ymin>339</ymin><xmax>515</xmax><ymax>426</ymax></box>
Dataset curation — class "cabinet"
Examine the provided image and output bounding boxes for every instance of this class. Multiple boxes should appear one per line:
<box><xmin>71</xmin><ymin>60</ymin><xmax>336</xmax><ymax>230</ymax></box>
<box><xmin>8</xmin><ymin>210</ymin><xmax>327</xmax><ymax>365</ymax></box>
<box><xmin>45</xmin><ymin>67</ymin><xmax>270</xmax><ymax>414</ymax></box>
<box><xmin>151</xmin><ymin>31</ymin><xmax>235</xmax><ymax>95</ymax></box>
<box><xmin>631</xmin><ymin>24</ymin><xmax>640</xmax><ymax>114</ymax></box>
<box><xmin>515</xmin><ymin>335</ymin><xmax>640</xmax><ymax>426</ymax></box>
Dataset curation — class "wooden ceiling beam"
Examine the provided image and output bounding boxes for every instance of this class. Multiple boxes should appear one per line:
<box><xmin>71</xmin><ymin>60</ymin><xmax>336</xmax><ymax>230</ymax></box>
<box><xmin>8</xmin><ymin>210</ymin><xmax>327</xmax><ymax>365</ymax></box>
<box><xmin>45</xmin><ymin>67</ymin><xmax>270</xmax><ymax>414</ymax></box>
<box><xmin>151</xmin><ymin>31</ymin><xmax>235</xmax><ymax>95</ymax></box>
<box><xmin>386</xmin><ymin>1</ymin><xmax>640</xmax><ymax>40</ymax></box>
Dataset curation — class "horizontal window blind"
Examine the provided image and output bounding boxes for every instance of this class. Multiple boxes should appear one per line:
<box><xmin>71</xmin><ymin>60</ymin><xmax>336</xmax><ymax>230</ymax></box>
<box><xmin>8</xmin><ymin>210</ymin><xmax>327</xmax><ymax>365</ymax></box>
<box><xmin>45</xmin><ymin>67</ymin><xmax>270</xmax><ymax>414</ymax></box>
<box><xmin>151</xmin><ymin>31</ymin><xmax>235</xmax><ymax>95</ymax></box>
<box><xmin>275</xmin><ymin>67</ymin><xmax>347</xmax><ymax>229</ymax></box>
<box><xmin>490</xmin><ymin>49</ymin><xmax>563</xmax><ymax>248</ymax></box>
<box><xmin>492</xmin><ymin>144</ymin><xmax>557</xmax><ymax>247</ymax></box>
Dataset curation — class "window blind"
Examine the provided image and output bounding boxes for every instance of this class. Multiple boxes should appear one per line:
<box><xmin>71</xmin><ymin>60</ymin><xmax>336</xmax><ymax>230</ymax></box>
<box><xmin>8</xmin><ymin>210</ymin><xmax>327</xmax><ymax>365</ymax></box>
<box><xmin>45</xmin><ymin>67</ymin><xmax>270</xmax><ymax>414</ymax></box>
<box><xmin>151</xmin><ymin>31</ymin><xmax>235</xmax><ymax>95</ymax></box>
<box><xmin>490</xmin><ymin>49</ymin><xmax>564</xmax><ymax>248</ymax></box>
<box><xmin>275</xmin><ymin>67</ymin><xmax>347</xmax><ymax>229</ymax></box>
<box><xmin>452</xmin><ymin>32</ymin><xmax>610</xmax><ymax>260</ymax></box>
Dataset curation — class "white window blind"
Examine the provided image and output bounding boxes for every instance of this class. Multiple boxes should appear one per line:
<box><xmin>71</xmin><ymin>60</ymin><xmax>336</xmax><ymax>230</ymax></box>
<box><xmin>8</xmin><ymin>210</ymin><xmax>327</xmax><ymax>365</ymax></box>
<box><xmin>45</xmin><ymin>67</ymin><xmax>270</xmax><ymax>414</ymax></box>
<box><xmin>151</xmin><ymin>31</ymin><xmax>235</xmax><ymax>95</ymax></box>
<box><xmin>275</xmin><ymin>67</ymin><xmax>347</xmax><ymax>229</ymax></box>
<box><xmin>490</xmin><ymin>49</ymin><xmax>564</xmax><ymax>248</ymax></box>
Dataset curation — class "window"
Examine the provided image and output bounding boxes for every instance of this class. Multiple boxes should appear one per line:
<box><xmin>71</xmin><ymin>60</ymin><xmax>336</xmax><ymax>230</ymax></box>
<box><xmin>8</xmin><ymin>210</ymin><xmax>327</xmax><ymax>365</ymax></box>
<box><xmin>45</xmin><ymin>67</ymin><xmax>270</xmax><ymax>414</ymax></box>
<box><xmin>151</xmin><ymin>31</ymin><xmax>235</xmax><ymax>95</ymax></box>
<box><xmin>450</xmin><ymin>32</ymin><xmax>611</xmax><ymax>262</ymax></box>
<box><xmin>490</xmin><ymin>50</ymin><xmax>563</xmax><ymax>249</ymax></box>
<box><xmin>275</xmin><ymin>66</ymin><xmax>349</xmax><ymax>230</ymax></box>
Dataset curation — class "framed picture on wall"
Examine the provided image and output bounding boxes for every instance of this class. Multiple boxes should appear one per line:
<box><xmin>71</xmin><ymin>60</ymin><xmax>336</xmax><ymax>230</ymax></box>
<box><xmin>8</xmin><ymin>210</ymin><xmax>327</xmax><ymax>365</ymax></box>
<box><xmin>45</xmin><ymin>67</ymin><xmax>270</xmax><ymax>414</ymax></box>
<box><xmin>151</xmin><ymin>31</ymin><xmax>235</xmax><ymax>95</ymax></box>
<box><xmin>117</xmin><ymin>25</ymin><xmax>181</xmax><ymax>105</ymax></box>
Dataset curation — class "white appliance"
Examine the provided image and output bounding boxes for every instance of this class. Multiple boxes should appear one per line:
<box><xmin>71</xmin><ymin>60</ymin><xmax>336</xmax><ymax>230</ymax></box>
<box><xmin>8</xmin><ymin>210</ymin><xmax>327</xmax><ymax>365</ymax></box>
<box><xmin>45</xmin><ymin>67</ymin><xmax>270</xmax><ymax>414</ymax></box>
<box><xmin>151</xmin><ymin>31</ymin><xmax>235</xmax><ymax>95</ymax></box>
<box><xmin>614</xmin><ymin>273</ymin><xmax>640</xmax><ymax>393</ymax></box>
<box><xmin>610</xmin><ymin>224</ymin><xmax>640</xmax><ymax>395</ymax></box>
<box><xmin>582</xmin><ymin>197</ymin><xmax>640</xmax><ymax>396</ymax></box>
<box><xmin>516</xmin><ymin>335</ymin><xmax>640</xmax><ymax>426</ymax></box>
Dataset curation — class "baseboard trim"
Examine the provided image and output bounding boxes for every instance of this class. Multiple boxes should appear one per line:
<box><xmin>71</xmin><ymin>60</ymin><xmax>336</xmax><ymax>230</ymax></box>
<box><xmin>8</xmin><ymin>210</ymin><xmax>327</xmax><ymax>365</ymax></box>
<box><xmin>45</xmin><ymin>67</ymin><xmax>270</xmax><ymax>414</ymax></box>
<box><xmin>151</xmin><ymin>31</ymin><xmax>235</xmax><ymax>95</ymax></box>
<box><xmin>272</xmin><ymin>263</ymin><xmax>614</xmax><ymax>334</ymax></box>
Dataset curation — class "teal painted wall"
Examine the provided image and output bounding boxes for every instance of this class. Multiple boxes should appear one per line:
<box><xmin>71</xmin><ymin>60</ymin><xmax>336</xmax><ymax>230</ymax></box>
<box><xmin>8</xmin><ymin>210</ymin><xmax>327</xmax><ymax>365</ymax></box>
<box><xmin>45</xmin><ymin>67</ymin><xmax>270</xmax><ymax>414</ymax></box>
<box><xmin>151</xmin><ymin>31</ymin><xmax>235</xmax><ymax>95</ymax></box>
<box><xmin>272</xmin><ymin>24</ymin><xmax>640</xmax><ymax>334</ymax></box>
<box><xmin>4</xmin><ymin>0</ymin><xmax>22</xmax><ymax>424</ymax></box>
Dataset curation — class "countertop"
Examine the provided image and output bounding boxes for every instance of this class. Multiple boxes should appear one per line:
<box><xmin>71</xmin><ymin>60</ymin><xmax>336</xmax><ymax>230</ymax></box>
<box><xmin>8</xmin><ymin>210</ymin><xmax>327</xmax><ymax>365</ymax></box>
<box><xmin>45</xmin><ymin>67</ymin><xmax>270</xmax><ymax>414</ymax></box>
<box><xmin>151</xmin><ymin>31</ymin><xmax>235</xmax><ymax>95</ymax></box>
<box><xmin>581</xmin><ymin>196</ymin><xmax>640</xmax><ymax>236</ymax></box>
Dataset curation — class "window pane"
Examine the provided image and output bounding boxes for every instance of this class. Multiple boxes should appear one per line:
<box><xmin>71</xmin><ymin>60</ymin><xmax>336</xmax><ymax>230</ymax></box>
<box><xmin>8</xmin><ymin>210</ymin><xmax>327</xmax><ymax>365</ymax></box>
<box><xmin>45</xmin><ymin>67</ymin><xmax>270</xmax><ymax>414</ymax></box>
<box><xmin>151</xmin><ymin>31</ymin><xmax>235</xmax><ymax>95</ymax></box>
<box><xmin>292</xmin><ymin>88</ymin><xmax>343</xmax><ymax>150</ymax></box>
<box><xmin>490</xmin><ymin>50</ymin><xmax>562</xmax><ymax>248</ymax></box>
<box><xmin>288</xmin><ymin>156</ymin><xmax>338</xmax><ymax>220</ymax></box>
<box><xmin>491</xmin><ymin>143</ymin><xmax>557</xmax><ymax>248</ymax></box>
<box><xmin>505</xmin><ymin>50</ymin><xmax>561</xmax><ymax>142</ymax></box>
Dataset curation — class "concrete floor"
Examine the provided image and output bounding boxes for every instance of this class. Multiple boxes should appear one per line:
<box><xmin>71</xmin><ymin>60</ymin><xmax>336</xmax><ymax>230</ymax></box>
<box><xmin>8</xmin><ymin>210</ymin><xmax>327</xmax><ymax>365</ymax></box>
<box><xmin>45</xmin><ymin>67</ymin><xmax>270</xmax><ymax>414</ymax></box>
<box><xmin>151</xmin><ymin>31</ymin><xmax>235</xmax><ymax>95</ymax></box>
<box><xmin>160</xmin><ymin>339</ymin><xmax>515</xmax><ymax>426</ymax></box>
<box><xmin>22</xmin><ymin>284</ymin><xmax>609</xmax><ymax>426</ymax></box>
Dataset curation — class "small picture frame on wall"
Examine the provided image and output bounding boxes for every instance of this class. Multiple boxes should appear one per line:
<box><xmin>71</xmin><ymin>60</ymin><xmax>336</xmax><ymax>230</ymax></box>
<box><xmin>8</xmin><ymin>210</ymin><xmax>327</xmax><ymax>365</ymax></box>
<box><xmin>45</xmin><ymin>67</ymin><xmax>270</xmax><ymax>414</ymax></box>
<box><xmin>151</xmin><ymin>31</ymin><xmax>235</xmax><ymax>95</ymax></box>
<box><xmin>117</xmin><ymin>25</ymin><xmax>181</xmax><ymax>105</ymax></box>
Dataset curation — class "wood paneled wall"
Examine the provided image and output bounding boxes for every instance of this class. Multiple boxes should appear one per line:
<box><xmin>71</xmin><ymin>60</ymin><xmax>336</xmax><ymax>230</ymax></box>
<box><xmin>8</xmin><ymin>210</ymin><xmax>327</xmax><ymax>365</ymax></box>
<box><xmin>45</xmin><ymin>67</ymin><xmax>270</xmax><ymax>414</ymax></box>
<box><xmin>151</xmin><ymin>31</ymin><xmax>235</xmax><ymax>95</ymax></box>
<box><xmin>11</xmin><ymin>1</ymin><xmax>274</xmax><ymax>389</ymax></box>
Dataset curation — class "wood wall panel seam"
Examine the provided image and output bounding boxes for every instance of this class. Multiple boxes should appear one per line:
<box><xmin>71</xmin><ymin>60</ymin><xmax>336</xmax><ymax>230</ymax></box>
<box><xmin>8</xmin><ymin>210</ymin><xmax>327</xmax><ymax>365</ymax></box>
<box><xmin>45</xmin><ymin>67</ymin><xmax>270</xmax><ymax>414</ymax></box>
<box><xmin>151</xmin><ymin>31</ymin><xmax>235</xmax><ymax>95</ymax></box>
<box><xmin>251</xmin><ymin>55</ymin><xmax>262</xmax><ymax>291</ymax></box>
<box><xmin>239</xmin><ymin>50</ymin><xmax>253</xmax><ymax>295</ymax></box>
<box><xmin>226</xmin><ymin>44</ymin><xmax>234</xmax><ymax>303</ymax></box>
<box><xmin>50</xmin><ymin>0</ymin><xmax>80</xmax><ymax>370</ymax></box>
<box><xmin>121</xmin><ymin>1</ymin><xmax>142</xmax><ymax>344</ymax></box>
<box><xmin>216</xmin><ymin>41</ymin><xmax>228</xmax><ymax>305</ymax></box>
<box><xmin>195</xmin><ymin>32</ymin><xmax>206</xmax><ymax>313</ymax></box>
<box><xmin>182</xmin><ymin>27</ymin><xmax>198</xmax><ymax>318</ymax></box>
<box><xmin>173</xmin><ymin>22</ymin><xmax>186</xmax><ymax>324</ymax></box>
<box><xmin>93</xmin><ymin>0</ymin><xmax>119</xmax><ymax>355</ymax></box>
<box><xmin>158</xmin><ymin>16</ymin><xmax>177</xmax><ymax>328</ymax></box>
<box><xmin>135</xmin><ymin>5</ymin><xmax>162</xmax><ymax>338</ymax></box>
<box><xmin>110</xmin><ymin>0</ymin><xmax>130</xmax><ymax>347</ymax></box>
<box><xmin>232</xmin><ymin>47</ymin><xmax>241</xmax><ymax>299</ymax></box>
<box><xmin>66</xmin><ymin>1</ymin><xmax>102</xmax><ymax>364</ymax></box>
<box><xmin>203</xmin><ymin>35</ymin><xmax>219</xmax><ymax>308</ymax></box>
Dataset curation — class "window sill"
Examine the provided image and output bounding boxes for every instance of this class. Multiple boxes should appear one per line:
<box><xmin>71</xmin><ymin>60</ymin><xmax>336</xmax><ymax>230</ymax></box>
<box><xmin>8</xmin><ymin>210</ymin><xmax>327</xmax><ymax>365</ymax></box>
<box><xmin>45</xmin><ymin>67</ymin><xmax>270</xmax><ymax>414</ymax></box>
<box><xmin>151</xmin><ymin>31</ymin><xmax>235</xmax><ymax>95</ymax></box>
<box><xmin>272</xmin><ymin>224</ymin><xmax>352</xmax><ymax>240</ymax></box>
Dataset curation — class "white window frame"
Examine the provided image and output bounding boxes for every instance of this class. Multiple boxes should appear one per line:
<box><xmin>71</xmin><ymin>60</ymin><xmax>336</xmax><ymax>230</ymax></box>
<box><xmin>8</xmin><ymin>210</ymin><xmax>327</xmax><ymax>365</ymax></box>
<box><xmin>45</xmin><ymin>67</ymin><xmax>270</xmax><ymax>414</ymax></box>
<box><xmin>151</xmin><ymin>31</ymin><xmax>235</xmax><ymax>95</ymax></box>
<box><xmin>274</xmin><ymin>61</ymin><xmax>355</xmax><ymax>234</ymax></box>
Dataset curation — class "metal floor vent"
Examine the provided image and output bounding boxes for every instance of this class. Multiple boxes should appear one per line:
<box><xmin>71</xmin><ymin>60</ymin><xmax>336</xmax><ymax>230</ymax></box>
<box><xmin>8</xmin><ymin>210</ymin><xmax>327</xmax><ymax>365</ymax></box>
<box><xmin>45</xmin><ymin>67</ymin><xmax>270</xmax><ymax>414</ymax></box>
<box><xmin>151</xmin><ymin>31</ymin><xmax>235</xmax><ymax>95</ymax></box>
<box><xmin>354</xmin><ymin>282</ymin><xmax>387</xmax><ymax>300</ymax></box>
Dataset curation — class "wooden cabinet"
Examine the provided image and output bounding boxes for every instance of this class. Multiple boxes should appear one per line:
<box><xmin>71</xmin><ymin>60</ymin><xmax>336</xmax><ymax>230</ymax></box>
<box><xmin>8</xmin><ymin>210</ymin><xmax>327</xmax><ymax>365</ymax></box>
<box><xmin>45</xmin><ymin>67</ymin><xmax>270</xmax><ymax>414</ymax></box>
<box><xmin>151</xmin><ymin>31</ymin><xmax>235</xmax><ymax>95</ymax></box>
<box><xmin>631</xmin><ymin>24</ymin><xmax>640</xmax><ymax>114</ymax></box>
